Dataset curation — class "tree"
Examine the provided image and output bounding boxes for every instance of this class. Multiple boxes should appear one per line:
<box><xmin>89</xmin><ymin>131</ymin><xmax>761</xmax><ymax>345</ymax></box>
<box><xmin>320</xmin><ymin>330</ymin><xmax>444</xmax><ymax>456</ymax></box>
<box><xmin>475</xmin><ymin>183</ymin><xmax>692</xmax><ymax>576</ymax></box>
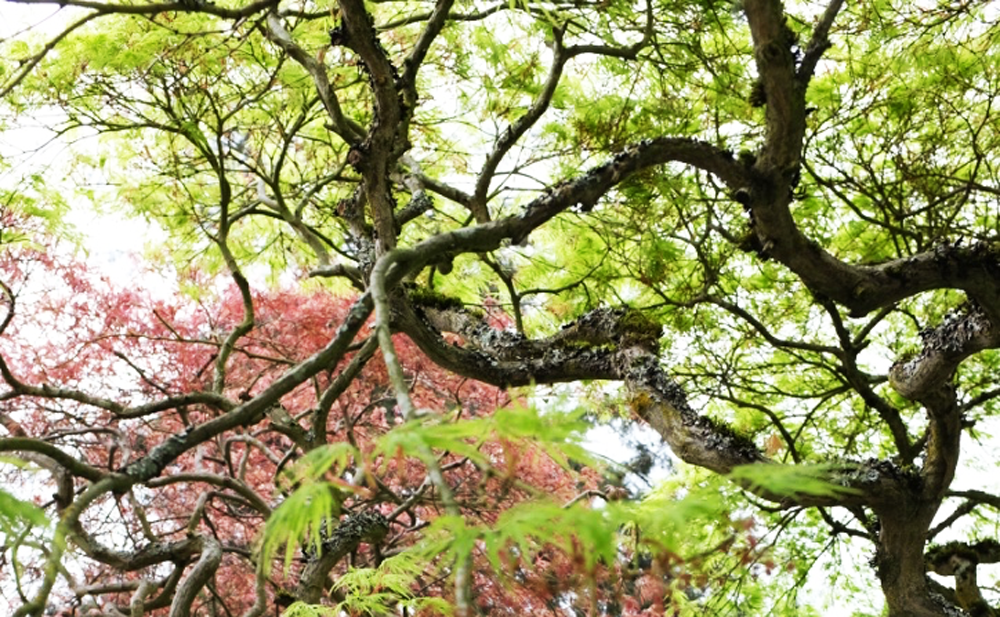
<box><xmin>1</xmin><ymin>0</ymin><xmax>999</xmax><ymax>615</ymax></box>
<box><xmin>0</xmin><ymin>240</ymin><xmax>625</xmax><ymax>616</ymax></box>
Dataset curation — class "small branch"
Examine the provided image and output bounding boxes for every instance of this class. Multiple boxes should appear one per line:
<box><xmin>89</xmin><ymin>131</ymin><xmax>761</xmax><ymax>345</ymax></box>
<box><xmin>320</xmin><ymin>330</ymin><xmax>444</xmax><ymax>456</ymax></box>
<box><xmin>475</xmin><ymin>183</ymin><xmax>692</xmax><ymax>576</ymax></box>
<box><xmin>564</xmin><ymin>0</ymin><xmax>653</xmax><ymax>61</ymax></box>
<box><xmin>0</xmin><ymin>437</ymin><xmax>105</xmax><ymax>482</ymax></box>
<box><xmin>211</xmin><ymin>238</ymin><xmax>255</xmax><ymax>394</ymax></box>
<box><xmin>419</xmin><ymin>173</ymin><xmax>472</xmax><ymax>207</ymax></box>
<box><xmin>562</xmin><ymin>489</ymin><xmax>609</xmax><ymax>508</ymax></box>
<box><xmin>400</xmin><ymin>0</ymin><xmax>457</xmax><ymax>90</ymax></box>
<box><xmin>472</xmin><ymin>28</ymin><xmax>568</xmax><ymax>222</ymax></box>
<box><xmin>796</xmin><ymin>0</ymin><xmax>845</xmax><ymax>83</ymax></box>
<box><xmin>130</xmin><ymin>579</ymin><xmax>156</xmax><ymax>617</ymax></box>
<box><xmin>255</xmin><ymin>177</ymin><xmax>332</xmax><ymax>267</ymax></box>
<box><xmin>370</xmin><ymin>256</ymin><xmax>417</xmax><ymax>420</ymax></box>
<box><xmin>314</xmin><ymin>335</ymin><xmax>379</xmax><ymax>444</ymax></box>
<box><xmin>14</xmin><ymin>475</ymin><xmax>132</xmax><ymax>617</ymax></box>
<box><xmin>0</xmin><ymin>11</ymin><xmax>102</xmax><ymax>100</ymax></box>
<box><xmin>238</xmin><ymin>567</ymin><xmax>268</xmax><ymax>617</ymax></box>
<box><xmin>928</xmin><ymin>499</ymin><xmax>978</xmax><ymax>541</ymax></box>
<box><xmin>0</xmin><ymin>279</ymin><xmax>14</xmax><ymax>336</ymax></box>
<box><xmin>264</xmin><ymin>12</ymin><xmax>365</xmax><ymax>143</ymax></box>
<box><xmin>308</xmin><ymin>263</ymin><xmax>365</xmax><ymax>289</ymax></box>
<box><xmin>379</xmin><ymin>2</ymin><xmax>504</xmax><ymax>29</ymax></box>
<box><xmin>0</xmin><ymin>353</ymin><xmax>233</xmax><ymax>418</ymax></box>
<box><xmin>947</xmin><ymin>489</ymin><xmax>1000</xmax><ymax>509</ymax></box>
<box><xmin>8</xmin><ymin>0</ymin><xmax>278</xmax><ymax>18</ymax></box>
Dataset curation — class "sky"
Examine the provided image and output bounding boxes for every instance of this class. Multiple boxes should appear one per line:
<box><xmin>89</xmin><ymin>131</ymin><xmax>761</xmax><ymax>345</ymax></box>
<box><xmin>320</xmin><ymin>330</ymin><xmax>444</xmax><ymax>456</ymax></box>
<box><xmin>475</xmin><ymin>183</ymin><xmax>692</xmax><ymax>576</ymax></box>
<box><xmin>5</xmin><ymin>1</ymin><xmax>1000</xmax><ymax>614</ymax></box>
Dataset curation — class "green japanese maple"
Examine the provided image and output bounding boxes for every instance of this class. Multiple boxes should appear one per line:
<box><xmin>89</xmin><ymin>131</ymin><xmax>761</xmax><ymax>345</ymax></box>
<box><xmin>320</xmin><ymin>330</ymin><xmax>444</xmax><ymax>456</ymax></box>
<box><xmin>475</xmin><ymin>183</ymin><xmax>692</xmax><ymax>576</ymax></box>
<box><xmin>2</xmin><ymin>0</ymin><xmax>1000</xmax><ymax>616</ymax></box>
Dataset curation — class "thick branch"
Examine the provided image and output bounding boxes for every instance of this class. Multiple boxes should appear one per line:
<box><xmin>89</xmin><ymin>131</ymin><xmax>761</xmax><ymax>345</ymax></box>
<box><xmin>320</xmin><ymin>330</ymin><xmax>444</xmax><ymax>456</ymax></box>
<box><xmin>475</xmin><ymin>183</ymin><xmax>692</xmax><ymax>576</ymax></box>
<box><xmin>0</xmin><ymin>437</ymin><xmax>104</xmax><ymax>483</ymax></box>
<box><xmin>890</xmin><ymin>302</ymin><xmax>1000</xmax><ymax>402</ymax></box>
<box><xmin>926</xmin><ymin>540</ymin><xmax>1000</xmax><ymax>617</ymax></box>
<box><xmin>169</xmin><ymin>535</ymin><xmax>222</xmax><ymax>617</ymax></box>
<box><xmin>744</xmin><ymin>0</ymin><xmax>804</xmax><ymax>172</ymax></box>
<box><xmin>888</xmin><ymin>303</ymin><xmax>995</xmax><ymax>501</ymax></box>
<box><xmin>72</xmin><ymin>529</ymin><xmax>204</xmax><ymax>572</ymax></box>
<box><xmin>734</xmin><ymin>1</ymin><xmax>1000</xmax><ymax>329</ymax></box>
<box><xmin>295</xmin><ymin>510</ymin><xmax>388</xmax><ymax>604</ymax></box>
<box><xmin>403</xmin><ymin>304</ymin><xmax>910</xmax><ymax>509</ymax></box>
<box><xmin>337</xmin><ymin>0</ymin><xmax>405</xmax><ymax>255</ymax></box>
<box><xmin>130</xmin><ymin>580</ymin><xmax>156</xmax><ymax>617</ymax></box>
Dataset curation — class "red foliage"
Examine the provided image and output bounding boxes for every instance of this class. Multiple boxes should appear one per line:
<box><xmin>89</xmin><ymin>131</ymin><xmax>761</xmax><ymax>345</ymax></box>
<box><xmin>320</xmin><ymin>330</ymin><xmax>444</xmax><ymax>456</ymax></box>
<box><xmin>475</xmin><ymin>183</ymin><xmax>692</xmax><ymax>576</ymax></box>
<box><xmin>0</xmin><ymin>242</ymin><xmax>618</xmax><ymax>616</ymax></box>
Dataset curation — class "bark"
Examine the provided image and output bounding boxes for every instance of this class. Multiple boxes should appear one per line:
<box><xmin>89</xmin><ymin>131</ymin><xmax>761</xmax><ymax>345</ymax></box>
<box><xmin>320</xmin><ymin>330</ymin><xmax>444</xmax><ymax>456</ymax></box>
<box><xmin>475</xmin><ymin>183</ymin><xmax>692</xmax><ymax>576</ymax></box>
<box><xmin>5</xmin><ymin>0</ymin><xmax>1000</xmax><ymax>614</ymax></box>
<box><xmin>927</xmin><ymin>541</ymin><xmax>1000</xmax><ymax>616</ymax></box>
<box><xmin>400</xmin><ymin>303</ymin><xmax>914</xmax><ymax>509</ymax></box>
<box><xmin>169</xmin><ymin>535</ymin><xmax>222</xmax><ymax>617</ymax></box>
<box><xmin>295</xmin><ymin>510</ymin><xmax>389</xmax><ymax>604</ymax></box>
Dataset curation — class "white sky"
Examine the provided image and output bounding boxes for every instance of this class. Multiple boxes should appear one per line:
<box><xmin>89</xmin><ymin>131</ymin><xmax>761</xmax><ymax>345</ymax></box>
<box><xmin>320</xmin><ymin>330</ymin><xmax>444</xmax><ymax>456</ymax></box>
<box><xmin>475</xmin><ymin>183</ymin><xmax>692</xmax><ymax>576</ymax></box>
<box><xmin>4</xmin><ymin>2</ymin><xmax>1000</xmax><ymax>615</ymax></box>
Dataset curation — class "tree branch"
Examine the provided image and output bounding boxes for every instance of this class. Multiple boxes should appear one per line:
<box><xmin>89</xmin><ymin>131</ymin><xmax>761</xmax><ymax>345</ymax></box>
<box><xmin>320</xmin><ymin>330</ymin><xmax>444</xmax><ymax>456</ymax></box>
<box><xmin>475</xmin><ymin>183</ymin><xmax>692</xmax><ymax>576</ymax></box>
<box><xmin>169</xmin><ymin>535</ymin><xmax>222</xmax><ymax>617</ymax></box>
<box><xmin>472</xmin><ymin>28</ymin><xmax>568</xmax><ymax>223</ymax></box>
<box><xmin>295</xmin><ymin>510</ymin><xmax>388</xmax><ymax>604</ymax></box>
<box><xmin>264</xmin><ymin>12</ymin><xmax>365</xmax><ymax>143</ymax></box>
<box><xmin>796</xmin><ymin>0</ymin><xmax>845</xmax><ymax>84</ymax></box>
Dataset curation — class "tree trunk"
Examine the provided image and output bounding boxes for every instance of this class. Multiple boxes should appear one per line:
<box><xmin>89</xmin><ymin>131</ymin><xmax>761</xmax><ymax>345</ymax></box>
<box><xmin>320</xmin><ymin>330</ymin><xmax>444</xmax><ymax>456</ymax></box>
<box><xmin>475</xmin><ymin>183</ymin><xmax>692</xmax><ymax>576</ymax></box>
<box><xmin>877</xmin><ymin>504</ymin><xmax>944</xmax><ymax>616</ymax></box>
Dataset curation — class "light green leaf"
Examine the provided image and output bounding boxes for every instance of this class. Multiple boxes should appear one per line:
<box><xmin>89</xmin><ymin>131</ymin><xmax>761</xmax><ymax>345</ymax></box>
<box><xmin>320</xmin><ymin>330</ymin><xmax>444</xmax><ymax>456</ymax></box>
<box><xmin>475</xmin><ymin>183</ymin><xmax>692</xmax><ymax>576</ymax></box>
<box><xmin>728</xmin><ymin>463</ymin><xmax>861</xmax><ymax>499</ymax></box>
<box><xmin>259</xmin><ymin>482</ymin><xmax>344</xmax><ymax>574</ymax></box>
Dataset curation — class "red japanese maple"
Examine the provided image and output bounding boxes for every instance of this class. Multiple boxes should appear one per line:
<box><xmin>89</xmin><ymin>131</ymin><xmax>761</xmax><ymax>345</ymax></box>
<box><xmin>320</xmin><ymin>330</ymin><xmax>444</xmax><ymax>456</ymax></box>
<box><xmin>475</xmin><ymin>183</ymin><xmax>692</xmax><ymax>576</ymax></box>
<box><xmin>1</xmin><ymin>235</ymin><xmax>655</xmax><ymax>616</ymax></box>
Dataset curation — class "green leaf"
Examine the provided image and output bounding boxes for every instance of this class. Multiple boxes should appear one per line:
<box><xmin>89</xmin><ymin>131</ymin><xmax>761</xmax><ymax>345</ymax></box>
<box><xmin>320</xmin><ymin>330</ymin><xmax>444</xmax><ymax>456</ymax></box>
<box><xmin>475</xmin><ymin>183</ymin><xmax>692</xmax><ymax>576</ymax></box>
<box><xmin>0</xmin><ymin>489</ymin><xmax>47</xmax><ymax>531</ymax></box>
<box><xmin>727</xmin><ymin>463</ymin><xmax>861</xmax><ymax>499</ymax></box>
<box><xmin>279</xmin><ymin>442</ymin><xmax>358</xmax><ymax>489</ymax></box>
<box><xmin>258</xmin><ymin>482</ymin><xmax>344</xmax><ymax>574</ymax></box>
<box><xmin>280</xmin><ymin>602</ymin><xmax>339</xmax><ymax>617</ymax></box>
<box><xmin>332</xmin><ymin>552</ymin><xmax>453</xmax><ymax>616</ymax></box>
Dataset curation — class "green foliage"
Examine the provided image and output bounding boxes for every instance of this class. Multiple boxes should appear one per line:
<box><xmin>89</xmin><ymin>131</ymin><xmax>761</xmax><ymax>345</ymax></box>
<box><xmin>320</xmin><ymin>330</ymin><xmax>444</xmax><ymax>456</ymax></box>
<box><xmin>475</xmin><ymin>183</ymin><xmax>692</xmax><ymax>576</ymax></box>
<box><xmin>278</xmin><ymin>442</ymin><xmax>359</xmax><ymax>489</ymax></box>
<box><xmin>728</xmin><ymin>463</ymin><xmax>861</xmax><ymax>500</ymax></box>
<box><xmin>372</xmin><ymin>403</ymin><xmax>596</xmax><ymax>472</ymax></box>
<box><xmin>485</xmin><ymin>501</ymin><xmax>618</xmax><ymax>572</ymax></box>
<box><xmin>0</xmin><ymin>458</ymin><xmax>47</xmax><ymax>533</ymax></box>
<box><xmin>0</xmin><ymin>489</ymin><xmax>47</xmax><ymax>533</ymax></box>
<box><xmin>332</xmin><ymin>552</ymin><xmax>453</xmax><ymax>616</ymax></box>
<box><xmin>261</xmin><ymin>403</ymin><xmax>597</xmax><ymax>579</ymax></box>
<box><xmin>259</xmin><ymin>481</ymin><xmax>347</xmax><ymax>574</ymax></box>
<box><xmin>280</xmin><ymin>602</ymin><xmax>339</xmax><ymax>617</ymax></box>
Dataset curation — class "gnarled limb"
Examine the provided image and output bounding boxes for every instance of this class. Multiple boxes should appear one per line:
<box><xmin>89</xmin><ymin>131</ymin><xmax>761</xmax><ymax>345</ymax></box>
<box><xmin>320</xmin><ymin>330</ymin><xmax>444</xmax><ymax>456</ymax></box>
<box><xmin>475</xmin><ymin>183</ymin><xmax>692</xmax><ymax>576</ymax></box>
<box><xmin>926</xmin><ymin>540</ymin><xmax>1000</xmax><ymax>617</ymax></box>
<box><xmin>169</xmin><ymin>535</ymin><xmax>222</xmax><ymax>617</ymax></box>
<box><xmin>295</xmin><ymin>510</ymin><xmax>389</xmax><ymax>604</ymax></box>
<box><xmin>403</xmin><ymin>302</ymin><xmax>916</xmax><ymax>510</ymax></box>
